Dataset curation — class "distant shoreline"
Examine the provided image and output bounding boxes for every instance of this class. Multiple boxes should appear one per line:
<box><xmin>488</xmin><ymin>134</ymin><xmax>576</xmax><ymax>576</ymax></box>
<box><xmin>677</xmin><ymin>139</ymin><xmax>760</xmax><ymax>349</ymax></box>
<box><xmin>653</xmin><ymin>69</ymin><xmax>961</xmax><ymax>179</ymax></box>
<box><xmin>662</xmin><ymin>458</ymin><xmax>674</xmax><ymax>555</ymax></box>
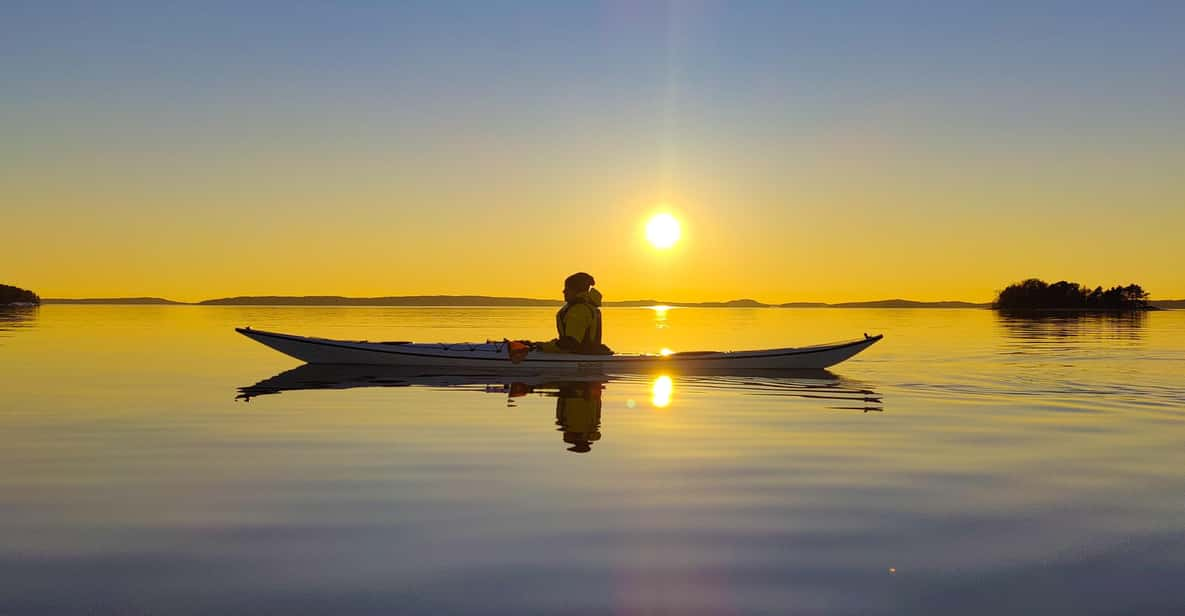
<box><xmin>36</xmin><ymin>295</ymin><xmax>1185</xmax><ymax>309</ymax></box>
<box><xmin>997</xmin><ymin>307</ymin><xmax>1164</xmax><ymax>313</ymax></box>
<box><xmin>41</xmin><ymin>297</ymin><xmax>186</xmax><ymax>305</ymax></box>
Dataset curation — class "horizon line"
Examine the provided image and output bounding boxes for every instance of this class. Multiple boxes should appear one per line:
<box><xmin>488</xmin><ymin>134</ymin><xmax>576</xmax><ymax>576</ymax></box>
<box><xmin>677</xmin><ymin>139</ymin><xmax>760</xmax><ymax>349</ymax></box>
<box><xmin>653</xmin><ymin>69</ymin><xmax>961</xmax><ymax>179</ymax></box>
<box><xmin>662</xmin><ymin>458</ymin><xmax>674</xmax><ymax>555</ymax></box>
<box><xmin>31</xmin><ymin>294</ymin><xmax>1185</xmax><ymax>307</ymax></box>
<box><xmin>38</xmin><ymin>293</ymin><xmax>989</xmax><ymax>305</ymax></box>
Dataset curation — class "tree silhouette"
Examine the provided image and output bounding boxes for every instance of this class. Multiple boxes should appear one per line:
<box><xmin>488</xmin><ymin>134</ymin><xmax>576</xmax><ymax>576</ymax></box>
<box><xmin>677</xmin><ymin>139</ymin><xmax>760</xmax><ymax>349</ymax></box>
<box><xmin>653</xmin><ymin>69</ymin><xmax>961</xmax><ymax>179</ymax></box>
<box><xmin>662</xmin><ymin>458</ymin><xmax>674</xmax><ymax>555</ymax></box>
<box><xmin>995</xmin><ymin>279</ymin><xmax>1149</xmax><ymax>310</ymax></box>
<box><xmin>0</xmin><ymin>284</ymin><xmax>40</xmax><ymax>305</ymax></box>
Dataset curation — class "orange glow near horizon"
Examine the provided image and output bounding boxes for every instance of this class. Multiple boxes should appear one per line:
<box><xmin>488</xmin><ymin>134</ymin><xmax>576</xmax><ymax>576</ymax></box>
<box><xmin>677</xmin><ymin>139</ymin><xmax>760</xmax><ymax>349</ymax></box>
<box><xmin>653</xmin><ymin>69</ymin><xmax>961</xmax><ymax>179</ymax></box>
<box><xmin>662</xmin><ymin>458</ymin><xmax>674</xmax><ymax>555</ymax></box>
<box><xmin>8</xmin><ymin>182</ymin><xmax>1183</xmax><ymax>304</ymax></box>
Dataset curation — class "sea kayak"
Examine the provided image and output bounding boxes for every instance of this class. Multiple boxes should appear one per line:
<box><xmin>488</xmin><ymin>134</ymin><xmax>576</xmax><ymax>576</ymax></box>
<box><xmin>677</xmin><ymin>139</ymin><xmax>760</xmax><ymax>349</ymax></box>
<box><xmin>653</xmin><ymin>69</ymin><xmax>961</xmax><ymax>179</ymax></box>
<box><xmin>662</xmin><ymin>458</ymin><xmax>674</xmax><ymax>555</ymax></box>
<box><xmin>236</xmin><ymin>327</ymin><xmax>883</xmax><ymax>371</ymax></box>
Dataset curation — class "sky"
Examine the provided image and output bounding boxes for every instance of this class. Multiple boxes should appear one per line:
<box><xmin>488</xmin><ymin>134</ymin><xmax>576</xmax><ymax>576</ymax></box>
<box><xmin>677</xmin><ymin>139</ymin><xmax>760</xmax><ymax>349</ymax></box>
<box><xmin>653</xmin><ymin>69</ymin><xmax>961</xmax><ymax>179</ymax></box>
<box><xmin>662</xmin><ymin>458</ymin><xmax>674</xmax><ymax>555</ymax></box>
<box><xmin>3</xmin><ymin>1</ymin><xmax>1184</xmax><ymax>302</ymax></box>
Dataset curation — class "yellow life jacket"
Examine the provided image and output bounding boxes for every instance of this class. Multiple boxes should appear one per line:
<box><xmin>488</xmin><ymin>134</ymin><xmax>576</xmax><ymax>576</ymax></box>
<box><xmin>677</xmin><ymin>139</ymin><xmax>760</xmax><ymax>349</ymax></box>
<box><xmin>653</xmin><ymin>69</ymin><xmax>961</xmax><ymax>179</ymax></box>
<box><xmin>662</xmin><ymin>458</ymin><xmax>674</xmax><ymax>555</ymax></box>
<box><xmin>554</xmin><ymin>288</ymin><xmax>609</xmax><ymax>354</ymax></box>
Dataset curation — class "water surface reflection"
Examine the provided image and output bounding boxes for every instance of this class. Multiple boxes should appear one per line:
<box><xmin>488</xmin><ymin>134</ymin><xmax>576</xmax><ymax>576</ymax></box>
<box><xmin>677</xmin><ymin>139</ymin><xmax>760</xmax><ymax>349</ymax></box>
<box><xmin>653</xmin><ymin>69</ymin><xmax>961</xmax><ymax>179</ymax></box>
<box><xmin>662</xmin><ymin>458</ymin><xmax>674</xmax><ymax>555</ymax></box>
<box><xmin>238</xmin><ymin>365</ymin><xmax>882</xmax><ymax>407</ymax></box>
<box><xmin>238</xmin><ymin>365</ymin><xmax>884</xmax><ymax>453</ymax></box>
<box><xmin>995</xmin><ymin>310</ymin><xmax>1147</xmax><ymax>345</ymax></box>
<box><xmin>0</xmin><ymin>306</ymin><xmax>38</xmax><ymax>342</ymax></box>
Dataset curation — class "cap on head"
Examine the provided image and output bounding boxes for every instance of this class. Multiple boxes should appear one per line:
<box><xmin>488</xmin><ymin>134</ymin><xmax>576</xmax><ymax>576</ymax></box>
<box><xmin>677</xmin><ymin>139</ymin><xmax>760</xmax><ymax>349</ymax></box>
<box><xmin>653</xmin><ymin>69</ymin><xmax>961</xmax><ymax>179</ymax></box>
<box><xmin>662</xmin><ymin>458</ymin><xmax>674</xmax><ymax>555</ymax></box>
<box><xmin>564</xmin><ymin>272</ymin><xmax>595</xmax><ymax>293</ymax></box>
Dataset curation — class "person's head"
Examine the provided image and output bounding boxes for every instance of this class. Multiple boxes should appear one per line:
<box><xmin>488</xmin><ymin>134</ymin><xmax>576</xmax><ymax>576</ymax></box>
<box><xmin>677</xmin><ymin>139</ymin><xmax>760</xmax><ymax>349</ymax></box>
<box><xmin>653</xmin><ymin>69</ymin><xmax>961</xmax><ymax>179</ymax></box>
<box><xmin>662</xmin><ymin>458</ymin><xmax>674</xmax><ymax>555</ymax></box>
<box><xmin>563</xmin><ymin>272</ymin><xmax>595</xmax><ymax>301</ymax></box>
<box><xmin>563</xmin><ymin>432</ymin><xmax>593</xmax><ymax>453</ymax></box>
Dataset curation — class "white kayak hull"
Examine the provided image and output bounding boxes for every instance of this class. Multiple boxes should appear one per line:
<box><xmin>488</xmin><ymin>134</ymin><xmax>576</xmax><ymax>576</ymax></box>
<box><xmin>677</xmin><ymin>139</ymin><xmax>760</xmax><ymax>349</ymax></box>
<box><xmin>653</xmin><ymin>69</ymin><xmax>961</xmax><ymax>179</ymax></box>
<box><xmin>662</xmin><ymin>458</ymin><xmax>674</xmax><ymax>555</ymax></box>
<box><xmin>236</xmin><ymin>327</ymin><xmax>883</xmax><ymax>372</ymax></box>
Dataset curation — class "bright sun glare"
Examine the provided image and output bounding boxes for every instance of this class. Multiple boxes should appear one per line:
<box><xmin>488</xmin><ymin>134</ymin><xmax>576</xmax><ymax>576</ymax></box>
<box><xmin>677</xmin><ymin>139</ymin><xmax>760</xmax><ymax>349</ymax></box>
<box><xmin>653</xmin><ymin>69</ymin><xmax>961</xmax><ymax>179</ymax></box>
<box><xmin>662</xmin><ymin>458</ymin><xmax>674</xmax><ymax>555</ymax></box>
<box><xmin>646</xmin><ymin>213</ymin><xmax>681</xmax><ymax>249</ymax></box>
<box><xmin>651</xmin><ymin>375</ymin><xmax>673</xmax><ymax>408</ymax></box>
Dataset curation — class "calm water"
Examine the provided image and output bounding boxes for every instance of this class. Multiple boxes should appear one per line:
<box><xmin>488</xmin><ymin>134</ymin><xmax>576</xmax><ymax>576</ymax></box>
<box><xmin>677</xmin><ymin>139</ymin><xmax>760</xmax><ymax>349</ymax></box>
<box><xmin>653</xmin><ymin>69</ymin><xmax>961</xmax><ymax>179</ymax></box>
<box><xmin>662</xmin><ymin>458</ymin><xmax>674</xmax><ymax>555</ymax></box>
<box><xmin>2</xmin><ymin>305</ymin><xmax>1184</xmax><ymax>614</ymax></box>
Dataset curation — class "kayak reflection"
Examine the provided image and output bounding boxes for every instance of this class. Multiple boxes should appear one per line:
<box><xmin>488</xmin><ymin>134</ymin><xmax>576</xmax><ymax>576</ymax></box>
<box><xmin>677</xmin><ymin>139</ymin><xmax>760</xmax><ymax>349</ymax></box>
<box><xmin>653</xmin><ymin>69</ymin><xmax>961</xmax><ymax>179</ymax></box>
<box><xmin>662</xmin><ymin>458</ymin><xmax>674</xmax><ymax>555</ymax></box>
<box><xmin>237</xmin><ymin>366</ymin><xmax>883</xmax><ymax>453</ymax></box>
<box><xmin>237</xmin><ymin>365</ymin><xmax>611</xmax><ymax>400</ymax></box>
<box><xmin>236</xmin><ymin>364</ymin><xmax>880</xmax><ymax>409</ymax></box>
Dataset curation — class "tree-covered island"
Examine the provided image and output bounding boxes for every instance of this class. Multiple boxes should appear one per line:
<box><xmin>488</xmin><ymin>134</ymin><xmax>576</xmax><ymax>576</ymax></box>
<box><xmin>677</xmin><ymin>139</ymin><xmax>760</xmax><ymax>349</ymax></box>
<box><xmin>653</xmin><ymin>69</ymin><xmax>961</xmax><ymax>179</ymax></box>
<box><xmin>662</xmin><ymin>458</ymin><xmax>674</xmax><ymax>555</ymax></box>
<box><xmin>1</xmin><ymin>284</ymin><xmax>41</xmax><ymax>305</ymax></box>
<box><xmin>994</xmin><ymin>279</ymin><xmax>1151</xmax><ymax>311</ymax></box>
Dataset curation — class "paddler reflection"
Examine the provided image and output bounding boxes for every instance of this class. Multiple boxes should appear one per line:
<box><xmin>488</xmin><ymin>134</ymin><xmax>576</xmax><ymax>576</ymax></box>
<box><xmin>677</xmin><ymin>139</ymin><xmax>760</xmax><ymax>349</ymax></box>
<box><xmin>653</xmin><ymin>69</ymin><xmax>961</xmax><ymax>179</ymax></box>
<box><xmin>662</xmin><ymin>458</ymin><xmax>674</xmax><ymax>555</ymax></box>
<box><xmin>555</xmin><ymin>382</ymin><xmax>603</xmax><ymax>453</ymax></box>
<box><xmin>508</xmin><ymin>380</ymin><xmax>604</xmax><ymax>453</ymax></box>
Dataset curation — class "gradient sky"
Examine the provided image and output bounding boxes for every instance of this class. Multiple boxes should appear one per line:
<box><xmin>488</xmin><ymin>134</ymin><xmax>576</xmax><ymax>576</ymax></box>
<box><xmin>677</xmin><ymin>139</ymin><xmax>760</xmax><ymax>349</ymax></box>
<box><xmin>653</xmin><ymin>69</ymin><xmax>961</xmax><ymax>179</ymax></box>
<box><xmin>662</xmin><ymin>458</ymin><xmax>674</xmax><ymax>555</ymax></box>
<box><xmin>4</xmin><ymin>1</ymin><xmax>1183</xmax><ymax>302</ymax></box>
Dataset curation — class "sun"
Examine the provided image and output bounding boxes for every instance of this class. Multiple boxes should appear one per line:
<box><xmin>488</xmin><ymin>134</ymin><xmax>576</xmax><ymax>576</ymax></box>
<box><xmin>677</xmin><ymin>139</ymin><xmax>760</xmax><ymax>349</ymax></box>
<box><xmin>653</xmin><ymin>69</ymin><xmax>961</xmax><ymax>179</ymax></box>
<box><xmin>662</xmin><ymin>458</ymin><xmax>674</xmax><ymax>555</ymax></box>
<box><xmin>646</xmin><ymin>213</ymin><xmax>681</xmax><ymax>249</ymax></box>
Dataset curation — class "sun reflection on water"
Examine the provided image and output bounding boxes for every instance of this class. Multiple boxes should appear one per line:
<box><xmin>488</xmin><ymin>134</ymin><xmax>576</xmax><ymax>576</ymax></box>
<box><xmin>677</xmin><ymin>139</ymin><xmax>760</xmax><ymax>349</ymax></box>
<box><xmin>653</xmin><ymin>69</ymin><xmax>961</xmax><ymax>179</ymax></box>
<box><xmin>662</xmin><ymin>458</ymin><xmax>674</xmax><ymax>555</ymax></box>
<box><xmin>650</xmin><ymin>305</ymin><xmax>671</xmax><ymax>329</ymax></box>
<box><xmin>651</xmin><ymin>375</ymin><xmax>673</xmax><ymax>408</ymax></box>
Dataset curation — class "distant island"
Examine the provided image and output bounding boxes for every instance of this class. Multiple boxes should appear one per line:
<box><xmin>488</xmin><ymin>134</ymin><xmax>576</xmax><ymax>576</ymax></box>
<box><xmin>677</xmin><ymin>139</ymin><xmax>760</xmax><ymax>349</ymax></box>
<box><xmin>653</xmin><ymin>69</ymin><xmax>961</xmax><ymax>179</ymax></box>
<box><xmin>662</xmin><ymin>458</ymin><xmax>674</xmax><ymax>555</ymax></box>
<box><xmin>1</xmin><ymin>284</ymin><xmax>40</xmax><ymax>306</ymax></box>
<box><xmin>197</xmin><ymin>295</ymin><xmax>559</xmax><ymax>306</ymax></box>
<box><xmin>43</xmin><ymin>297</ymin><xmax>184</xmax><ymax>305</ymax></box>
<box><xmin>609</xmin><ymin>298</ymin><xmax>770</xmax><ymax>308</ymax></box>
<box><xmin>193</xmin><ymin>296</ymin><xmax>776</xmax><ymax>307</ymax></box>
<box><xmin>33</xmin><ymin>292</ymin><xmax>1182</xmax><ymax>309</ymax></box>
<box><xmin>819</xmin><ymin>299</ymin><xmax>988</xmax><ymax>309</ymax></box>
<box><xmin>994</xmin><ymin>279</ymin><xmax>1153</xmax><ymax>311</ymax></box>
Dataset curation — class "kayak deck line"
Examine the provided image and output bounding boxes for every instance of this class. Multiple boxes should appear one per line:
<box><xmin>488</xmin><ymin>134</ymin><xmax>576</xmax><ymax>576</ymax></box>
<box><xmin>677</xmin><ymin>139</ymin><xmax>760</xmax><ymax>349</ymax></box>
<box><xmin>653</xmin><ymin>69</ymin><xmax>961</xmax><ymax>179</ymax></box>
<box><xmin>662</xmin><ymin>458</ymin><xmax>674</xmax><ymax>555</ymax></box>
<box><xmin>235</xmin><ymin>326</ymin><xmax>886</xmax><ymax>369</ymax></box>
